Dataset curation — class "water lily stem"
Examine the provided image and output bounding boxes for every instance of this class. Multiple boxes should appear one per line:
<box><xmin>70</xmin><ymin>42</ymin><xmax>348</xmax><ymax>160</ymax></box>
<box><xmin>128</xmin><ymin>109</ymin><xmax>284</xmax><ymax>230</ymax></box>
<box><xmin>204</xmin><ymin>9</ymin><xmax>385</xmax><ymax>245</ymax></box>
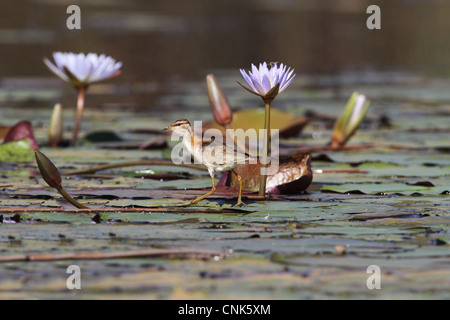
<box><xmin>71</xmin><ymin>86</ymin><xmax>86</xmax><ymax>146</ymax></box>
<box><xmin>56</xmin><ymin>185</ymin><xmax>90</xmax><ymax>209</ymax></box>
<box><xmin>259</xmin><ymin>101</ymin><xmax>271</xmax><ymax>197</ymax></box>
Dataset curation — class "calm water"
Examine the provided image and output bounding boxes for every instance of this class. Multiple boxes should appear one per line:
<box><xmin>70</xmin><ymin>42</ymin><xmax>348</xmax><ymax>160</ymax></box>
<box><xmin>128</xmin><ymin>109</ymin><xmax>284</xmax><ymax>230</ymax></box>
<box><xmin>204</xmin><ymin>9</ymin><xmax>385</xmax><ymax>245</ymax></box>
<box><xmin>0</xmin><ymin>0</ymin><xmax>449</xmax><ymax>108</ymax></box>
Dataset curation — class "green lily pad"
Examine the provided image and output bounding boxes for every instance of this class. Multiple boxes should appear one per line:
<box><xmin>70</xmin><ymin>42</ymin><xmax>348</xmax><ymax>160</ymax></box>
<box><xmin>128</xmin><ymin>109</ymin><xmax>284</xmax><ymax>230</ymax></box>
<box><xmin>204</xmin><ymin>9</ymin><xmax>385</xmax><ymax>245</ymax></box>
<box><xmin>0</xmin><ymin>139</ymin><xmax>35</xmax><ymax>162</ymax></box>
<box><xmin>321</xmin><ymin>183</ymin><xmax>448</xmax><ymax>196</ymax></box>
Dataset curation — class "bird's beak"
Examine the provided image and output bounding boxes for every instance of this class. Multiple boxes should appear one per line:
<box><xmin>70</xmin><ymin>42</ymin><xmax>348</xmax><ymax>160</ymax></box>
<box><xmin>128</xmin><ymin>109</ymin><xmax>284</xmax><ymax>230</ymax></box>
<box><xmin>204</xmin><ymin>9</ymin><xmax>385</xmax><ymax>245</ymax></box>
<box><xmin>162</xmin><ymin>126</ymin><xmax>170</xmax><ymax>131</ymax></box>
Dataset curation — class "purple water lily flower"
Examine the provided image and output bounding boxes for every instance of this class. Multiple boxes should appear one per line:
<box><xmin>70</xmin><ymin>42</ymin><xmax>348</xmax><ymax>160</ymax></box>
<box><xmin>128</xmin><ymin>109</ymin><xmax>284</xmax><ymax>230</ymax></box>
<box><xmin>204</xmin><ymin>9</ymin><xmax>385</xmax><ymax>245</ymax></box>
<box><xmin>238</xmin><ymin>62</ymin><xmax>295</xmax><ymax>101</ymax></box>
<box><xmin>44</xmin><ymin>52</ymin><xmax>122</xmax><ymax>88</ymax></box>
<box><xmin>237</xmin><ymin>62</ymin><xmax>296</xmax><ymax>197</ymax></box>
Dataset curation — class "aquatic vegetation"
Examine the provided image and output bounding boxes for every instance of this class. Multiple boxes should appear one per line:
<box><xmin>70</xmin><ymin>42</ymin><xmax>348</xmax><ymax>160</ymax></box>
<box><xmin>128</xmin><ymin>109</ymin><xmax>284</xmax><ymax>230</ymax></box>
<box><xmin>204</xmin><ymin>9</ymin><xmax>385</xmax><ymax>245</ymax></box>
<box><xmin>43</xmin><ymin>52</ymin><xmax>122</xmax><ymax>88</ymax></box>
<box><xmin>206</xmin><ymin>74</ymin><xmax>233</xmax><ymax>127</ymax></box>
<box><xmin>0</xmin><ymin>1</ymin><xmax>448</xmax><ymax>298</ymax></box>
<box><xmin>43</xmin><ymin>52</ymin><xmax>122</xmax><ymax>146</ymax></box>
<box><xmin>237</xmin><ymin>62</ymin><xmax>295</xmax><ymax>99</ymax></box>
<box><xmin>331</xmin><ymin>92</ymin><xmax>371</xmax><ymax>148</ymax></box>
<box><xmin>35</xmin><ymin>151</ymin><xmax>89</xmax><ymax>209</ymax></box>
<box><xmin>238</xmin><ymin>62</ymin><xmax>296</xmax><ymax>196</ymax></box>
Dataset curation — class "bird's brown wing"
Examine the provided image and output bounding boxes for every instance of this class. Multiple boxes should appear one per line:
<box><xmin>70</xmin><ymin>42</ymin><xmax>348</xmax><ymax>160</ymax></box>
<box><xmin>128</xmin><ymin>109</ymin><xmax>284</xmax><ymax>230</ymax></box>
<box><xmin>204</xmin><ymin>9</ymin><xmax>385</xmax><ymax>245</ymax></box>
<box><xmin>201</xmin><ymin>136</ymin><xmax>216</xmax><ymax>147</ymax></box>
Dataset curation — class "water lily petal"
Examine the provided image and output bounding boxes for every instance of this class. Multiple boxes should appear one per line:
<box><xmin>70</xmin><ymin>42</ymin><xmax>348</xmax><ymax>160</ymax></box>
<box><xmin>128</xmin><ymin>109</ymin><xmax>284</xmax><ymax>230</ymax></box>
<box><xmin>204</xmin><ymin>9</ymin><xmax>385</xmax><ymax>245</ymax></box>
<box><xmin>43</xmin><ymin>57</ymin><xmax>69</xmax><ymax>82</ymax></box>
<box><xmin>261</xmin><ymin>74</ymin><xmax>272</xmax><ymax>94</ymax></box>
<box><xmin>236</xmin><ymin>80</ymin><xmax>261</xmax><ymax>97</ymax></box>
<box><xmin>89</xmin><ymin>56</ymin><xmax>114</xmax><ymax>82</ymax></box>
<box><xmin>280</xmin><ymin>73</ymin><xmax>295</xmax><ymax>93</ymax></box>
<box><xmin>278</xmin><ymin>67</ymin><xmax>293</xmax><ymax>90</ymax></box>
<box><xmin>239</xmin><ymin>62</ymin><xmax>295</xmax><ymax>99</ymax></box>
<box><xmin>240</xmin><ymin>69</ymin><xmax>258</xmax><ymax>94</ymax></box>
<box><xmin>251</xmin><ymin>64</ymin><xmax>260</xmax><ymax>82</ymax></box>
<box><xmin>251</xmin><ymin>78</ymin><xmax>267</xmax><ymax>96</ymax></box>
<box><xmin>44</xmin><ymin>52</ymin><xmax>122</xmax><ymax>87</ymax></box>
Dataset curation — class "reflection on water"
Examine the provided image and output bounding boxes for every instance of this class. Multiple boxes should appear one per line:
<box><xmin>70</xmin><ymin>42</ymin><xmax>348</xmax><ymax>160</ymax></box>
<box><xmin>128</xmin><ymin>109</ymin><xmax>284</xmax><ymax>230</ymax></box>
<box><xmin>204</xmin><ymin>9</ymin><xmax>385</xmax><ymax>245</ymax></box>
<box><xmin>0</xmin><ymin>0</ymin><xmax>449</xmax><ymax>109</ymax></box>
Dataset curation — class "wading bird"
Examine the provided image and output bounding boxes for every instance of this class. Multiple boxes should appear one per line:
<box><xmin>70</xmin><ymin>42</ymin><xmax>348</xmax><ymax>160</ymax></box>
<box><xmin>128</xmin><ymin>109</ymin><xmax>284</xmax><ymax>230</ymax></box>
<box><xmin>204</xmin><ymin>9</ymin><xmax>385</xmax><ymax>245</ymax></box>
<box><xmin>164</xmin><ymin>119</ymin><xmax>253</xmax><ymax>207</ymax></box>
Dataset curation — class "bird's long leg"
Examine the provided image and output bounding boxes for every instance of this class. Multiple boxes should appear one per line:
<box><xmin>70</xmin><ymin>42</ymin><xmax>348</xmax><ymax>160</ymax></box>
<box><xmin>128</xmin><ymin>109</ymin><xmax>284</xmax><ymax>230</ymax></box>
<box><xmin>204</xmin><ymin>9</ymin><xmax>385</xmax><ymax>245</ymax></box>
<box><xmin>232</xmin><ymin>169</ymin><xmax>248</xmax><ymax>207</ymax></box>
<box><xmin>189</xmin><ymin>175</ymin><xmax>216</xmax><ymax>205</ymax></box>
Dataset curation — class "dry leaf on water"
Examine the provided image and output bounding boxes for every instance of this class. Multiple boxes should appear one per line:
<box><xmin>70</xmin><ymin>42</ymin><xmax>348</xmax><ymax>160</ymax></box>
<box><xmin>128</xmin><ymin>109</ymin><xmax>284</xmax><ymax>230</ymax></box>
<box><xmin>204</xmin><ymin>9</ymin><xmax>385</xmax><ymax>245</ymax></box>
<box><xmin>218</xmin><ymin>153</ymin><xmax>313</xmax><ymax>194</ymax></box>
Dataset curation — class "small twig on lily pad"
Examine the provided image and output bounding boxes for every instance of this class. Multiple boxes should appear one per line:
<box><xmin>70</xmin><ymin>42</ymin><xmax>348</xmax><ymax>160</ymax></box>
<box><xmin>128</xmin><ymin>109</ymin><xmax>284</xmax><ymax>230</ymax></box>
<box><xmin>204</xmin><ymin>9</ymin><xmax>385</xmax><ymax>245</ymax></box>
<box><xmin>285</xmin><ymin>143</ymin><xmax>436</xmax><ymax>154</ymax></box>
<box><xmin>62</xmin><ymin>160</ymin><xmax>206</xmax><ymax>176</ymax></box>
<box><xmin>0</xmin><ymin>248</ymin><xmax>234</xmax><ymax>263</ymax></box>
<box><xmin>0</xmin><ymin>207</ymin><xmax>254</xmax><ymax>214</ymax></box>
<box><xmin>138</xmin><ymin>133</ymin><xmax>171</xmax><ymax>150</ymax></box>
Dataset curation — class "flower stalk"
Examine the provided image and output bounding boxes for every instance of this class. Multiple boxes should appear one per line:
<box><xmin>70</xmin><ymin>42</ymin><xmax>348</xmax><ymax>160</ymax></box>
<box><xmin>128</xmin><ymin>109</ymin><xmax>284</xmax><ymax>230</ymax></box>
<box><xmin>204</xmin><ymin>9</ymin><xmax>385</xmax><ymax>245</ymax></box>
<box><xmin>238</xmin><ymin>62</ymin><xmax>295</xmax><ymax>196</ymax></box>
<box><xmin>55</xmin><ymin>185</ymin><xmax>89</xmax><ymax>209</ymax></box>
<box><xmin>71</xmin><ymin>86</ymin><xmax>87</xmax><ymax>146</ymax></box>
<box><xmin>259</xmin><ymin>100</ymin><xmax>272</xmax><ymax>196</ymax></box>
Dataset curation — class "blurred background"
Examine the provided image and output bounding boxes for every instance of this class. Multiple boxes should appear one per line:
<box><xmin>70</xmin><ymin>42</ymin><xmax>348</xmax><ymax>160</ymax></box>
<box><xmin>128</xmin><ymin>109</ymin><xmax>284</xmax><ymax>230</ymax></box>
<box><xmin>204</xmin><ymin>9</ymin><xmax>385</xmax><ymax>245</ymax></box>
<box><xmin>0</xmin><ymin>0</ymin><xmax>449</xmax><ymax>114</ymax></box>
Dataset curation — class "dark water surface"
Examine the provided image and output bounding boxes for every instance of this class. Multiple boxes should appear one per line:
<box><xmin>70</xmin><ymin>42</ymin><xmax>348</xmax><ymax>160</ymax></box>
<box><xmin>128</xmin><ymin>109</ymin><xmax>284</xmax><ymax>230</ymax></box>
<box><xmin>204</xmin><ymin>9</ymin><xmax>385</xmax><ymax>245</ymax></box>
<box><xmin>1</xmin><ymin>0</ymin><xmax>450</xmax><ymax>300</ymax></box>
<box><xmin>1</xmin><ymin>0</ymin><xmax>449</xmax><ymax>84</ymax></box>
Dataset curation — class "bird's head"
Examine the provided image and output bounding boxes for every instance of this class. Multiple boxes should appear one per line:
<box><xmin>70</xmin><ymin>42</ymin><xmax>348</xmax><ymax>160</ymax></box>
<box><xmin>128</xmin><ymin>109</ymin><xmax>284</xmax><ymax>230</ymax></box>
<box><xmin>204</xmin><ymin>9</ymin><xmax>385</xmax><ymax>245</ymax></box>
<box><xmin>163</xmin><ymin>119</ymin><xmax>192</xmax><ymax>134</ymax></box>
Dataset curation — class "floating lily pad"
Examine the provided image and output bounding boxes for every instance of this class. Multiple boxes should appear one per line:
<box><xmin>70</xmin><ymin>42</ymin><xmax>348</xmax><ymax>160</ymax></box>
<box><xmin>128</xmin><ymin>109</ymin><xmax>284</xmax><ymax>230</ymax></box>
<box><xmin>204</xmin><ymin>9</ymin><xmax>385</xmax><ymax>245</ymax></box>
<box><xmin>1</xmin><ymin>68</ymin><xmax>450</xmax><ymax>299</ymax></box>
<box><xmin>202</xmin><ymin>108</ymin><xmax>308</xmax><ymax>139</ymax></box>
<box><xmin>218</xmin><ymin>153</ymin><xmax>312</xmax><ymax>194</ymax></box>
<box><xmin>0</xmin><ymin>139</ymin><xmax>35</xmax><ymax>162</ymax></box>
<box><xmin>321</xmin><ymin>183</ymin><xmax>448</xmax><ymax>196</ymax></box>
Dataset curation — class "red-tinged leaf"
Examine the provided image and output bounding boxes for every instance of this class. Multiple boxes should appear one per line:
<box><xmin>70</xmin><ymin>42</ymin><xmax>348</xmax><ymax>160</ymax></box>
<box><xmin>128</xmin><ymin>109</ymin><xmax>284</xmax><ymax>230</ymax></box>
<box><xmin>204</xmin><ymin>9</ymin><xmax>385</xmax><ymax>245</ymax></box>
<box><xmin>3</xmin><ymin>121</ymin><xmax>39</xmax><ymax>151</ymax></box>
<box><xmin>218</xmin><ymin>153</ymin><xmax>313</xmax><ymax>194</ymax></box>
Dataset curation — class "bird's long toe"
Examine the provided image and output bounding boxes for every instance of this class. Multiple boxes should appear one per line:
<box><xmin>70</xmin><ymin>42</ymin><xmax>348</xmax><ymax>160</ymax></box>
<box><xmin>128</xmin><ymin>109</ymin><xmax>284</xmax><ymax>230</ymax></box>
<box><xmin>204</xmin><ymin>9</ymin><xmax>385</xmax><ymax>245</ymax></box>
<box><xmin>232</xmin><ymin>200</ymin><xmax>248</xmax><ymax>208</ymax></box>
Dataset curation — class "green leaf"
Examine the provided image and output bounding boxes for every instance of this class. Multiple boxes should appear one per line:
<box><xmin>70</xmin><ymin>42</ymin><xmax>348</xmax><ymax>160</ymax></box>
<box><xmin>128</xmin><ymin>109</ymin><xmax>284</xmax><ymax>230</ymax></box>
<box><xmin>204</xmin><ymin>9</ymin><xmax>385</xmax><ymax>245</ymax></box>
<box><xmin>0</xmin><ymin>138</ymin><xmax>35</xmax><ymax>162</ymax></box>
<box><xmin>263</xmin><ymin>82</ymin><xmax>280</xmax><ymax>101</ymax></box>
<box><xmin>48</xmin><ymin>103</ymin><xmax>63</xmax><ymax>147</ymax></box>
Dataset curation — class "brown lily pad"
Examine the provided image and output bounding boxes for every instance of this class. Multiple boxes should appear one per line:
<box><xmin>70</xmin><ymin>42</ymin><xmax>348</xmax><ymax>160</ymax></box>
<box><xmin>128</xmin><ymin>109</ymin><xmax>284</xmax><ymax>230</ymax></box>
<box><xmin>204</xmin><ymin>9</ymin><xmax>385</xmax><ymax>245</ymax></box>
<box><xmin>202</xmin><ymin>108</ymin><xmax>308</xmax><ymax>139</ymax></box>
<box><xmin>218</xmin><ymin>153</ymin><xmax>313</xmax><ymax>194</ymax></box>
<box><xmin>406</xmin><ymin>181</ymin><xmax>435</xmax><ymax>187</ymax></box>
<box><xmin>0</xmin><ymin>126</ymin><xmax>11</xmax><ymax>142</ymax></box>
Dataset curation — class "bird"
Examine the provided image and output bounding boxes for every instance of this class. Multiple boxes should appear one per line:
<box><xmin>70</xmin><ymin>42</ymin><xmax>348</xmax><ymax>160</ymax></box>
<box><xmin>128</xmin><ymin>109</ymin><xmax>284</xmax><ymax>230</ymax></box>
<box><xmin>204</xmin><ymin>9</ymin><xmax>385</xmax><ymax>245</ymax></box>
<box><xmin>164</xmin><ymin>119</ymin><xmax>253</xmax><ymax>207</ymax></box>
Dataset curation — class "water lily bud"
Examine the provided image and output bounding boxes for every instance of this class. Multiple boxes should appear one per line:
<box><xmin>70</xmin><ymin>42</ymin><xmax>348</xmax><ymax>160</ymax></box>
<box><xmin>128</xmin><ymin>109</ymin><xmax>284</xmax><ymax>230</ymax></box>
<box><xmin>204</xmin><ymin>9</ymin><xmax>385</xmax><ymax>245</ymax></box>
<box><xmin>48</xmin><ymin>103</ymin><xmax>63</xmax><ymax>147</ymax></box>
<box><xmin>206</xmin><ymin>74</ymin><xmax>233</xmax><ymax>126</ymax></box>
<box><xmin>331</xmin><ymin>92</ymin><xmax>370</xmax><ymax>147</ymax></box>
<box><xmin>35</xmin><ymin>151</ymin><xmax>62</xmax><ymax>189</ymax></box>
